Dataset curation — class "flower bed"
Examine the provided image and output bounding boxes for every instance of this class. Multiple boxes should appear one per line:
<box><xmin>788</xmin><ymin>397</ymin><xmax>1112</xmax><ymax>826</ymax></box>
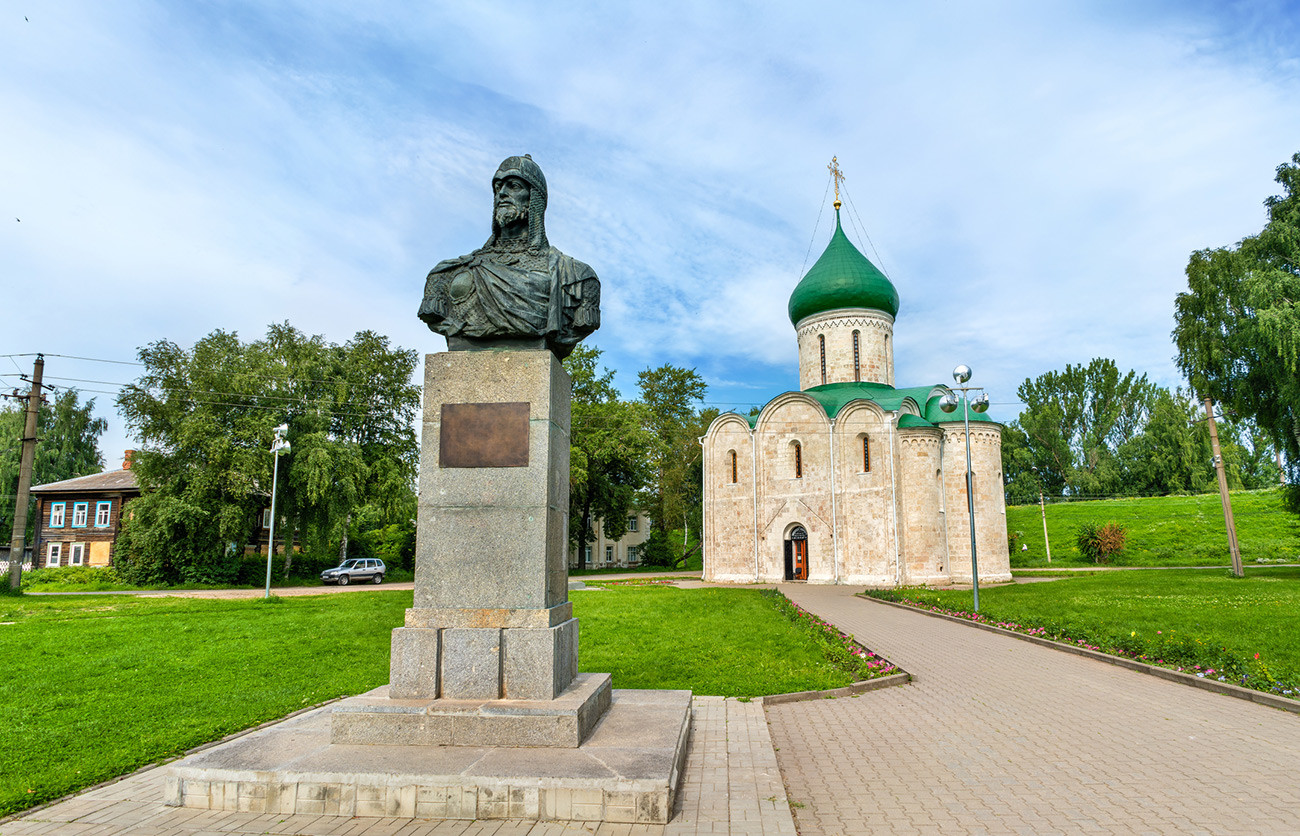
<box><xmin>763</xmin><ymin>590</ymin><xmax>899</xmax><ymax>681</ymax></box>
<box><xmin>864</xmin><ymin>590</ymin><xmax>1298</xmax><ymax>699</ymax></box>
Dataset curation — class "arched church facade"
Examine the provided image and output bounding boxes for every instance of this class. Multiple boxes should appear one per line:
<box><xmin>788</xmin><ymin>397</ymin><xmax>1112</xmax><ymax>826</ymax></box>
<box><xmin>702</xmin><ymin>204</ymin><xmax>1011</xmax><ymax>587</ymax></box>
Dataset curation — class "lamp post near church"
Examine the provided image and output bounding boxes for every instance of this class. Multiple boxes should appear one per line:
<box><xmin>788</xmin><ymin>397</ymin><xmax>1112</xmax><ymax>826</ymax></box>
<box><xmin>264</xmin><ymin>424</ymin><xmax>290</xmax><ymax>599</ymax></box>
<box><xmin>939</xmin><ymin>365</ymin><xmax>990</xmax><ymax>612</ymax></box>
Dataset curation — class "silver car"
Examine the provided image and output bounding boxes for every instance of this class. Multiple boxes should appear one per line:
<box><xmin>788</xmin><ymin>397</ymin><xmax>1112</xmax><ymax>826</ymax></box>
<box><xmin>321</xmin><ymin>558</ymin><xmax>386</xmax><ymax>585</ymax></box>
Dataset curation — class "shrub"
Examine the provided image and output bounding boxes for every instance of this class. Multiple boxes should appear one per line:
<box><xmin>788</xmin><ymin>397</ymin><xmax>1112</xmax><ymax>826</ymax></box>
<box><xmin>1076</xmin><ymin>521</ymin><xmax>1127</xmax><ymax>564</ymax></box>
<box><xmin>640</xmin><ymin>530</ymin><xmax>678</xmax><ymax>568</ymax></box>
<box><xmin>1007</xmin><ymin>530</ymin><xmax>1024</xmax><ymax>554</ymax></box>
<box><xmin>352</xmin><ymin>523</ymin><xmax>416</xmax><ymax>570</ymax></box>
<box><xmin>21</xmin><ymin>565</ymin><xmax>122</xmax><ymax>589</ymax></box>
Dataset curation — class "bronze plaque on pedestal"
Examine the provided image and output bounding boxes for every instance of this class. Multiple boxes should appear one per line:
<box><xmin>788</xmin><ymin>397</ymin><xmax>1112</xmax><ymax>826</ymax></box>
<box><xmin>440</xmin><ymin>402</ymin><xmax>530</xmax><ymax>468</ymax></box>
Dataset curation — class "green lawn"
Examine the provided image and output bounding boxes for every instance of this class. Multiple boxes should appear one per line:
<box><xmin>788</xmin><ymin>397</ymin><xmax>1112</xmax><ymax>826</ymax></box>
<box><xmin>574</xmin><ymin>586</ymin><xmax>861</xmax><ymax>695</ymax></box>
<box><xmin>0</xmin><ymin>592</ymin><xmax>409</xmax><ymax>816</ymax></box>
<box><xmin>0</xmin><ymin>584</ymin><xmax>860</xmax><ymax>817</ymax></box>
<box><xmin>869</xmin><ymin>567</ymin><xmax>1300</xmax><ymax>693</ymax></box>
<box><xmin>1007</xmin><ymin>488</ymin><xmax>1300</xmax><ymax>567</ymax></box>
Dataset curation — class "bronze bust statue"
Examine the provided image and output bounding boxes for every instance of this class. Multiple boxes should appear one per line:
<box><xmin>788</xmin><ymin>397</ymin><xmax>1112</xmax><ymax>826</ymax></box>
<box><xmin>418</xmin><ymin>155</ymin><xmax>600</xmax><ymax>359</ymax></box>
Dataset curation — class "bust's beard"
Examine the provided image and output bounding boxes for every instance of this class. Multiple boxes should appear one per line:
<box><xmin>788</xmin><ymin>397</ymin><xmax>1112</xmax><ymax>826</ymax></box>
<box><xmin>495</xmin><ymin>203</ymin><xmax>528</xmax><ymax>227</ymax></box>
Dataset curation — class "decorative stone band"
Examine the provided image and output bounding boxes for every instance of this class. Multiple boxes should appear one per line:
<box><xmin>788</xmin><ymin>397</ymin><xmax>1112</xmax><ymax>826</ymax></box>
<box><xmin>794</xmin><ymin>307</ymin><xmax>895</xmax><ymax>338</ymax></box>
<box><xmin>897</xmin><ymin>427</ymin><xmax>943</xmax><ymax>449</ymax></box>
<box><xmin>940</xmin><ymin>425</ymin><xmax>1003</xmax><ymax>446</ymax></box>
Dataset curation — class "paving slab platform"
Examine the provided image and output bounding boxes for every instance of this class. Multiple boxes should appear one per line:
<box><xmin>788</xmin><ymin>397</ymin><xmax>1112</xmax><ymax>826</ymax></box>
<box><xmin>162</xmin><ymin>688</ymin><xmax>690</xmax><ymax>824</ymax></box>
<box><xmin>2</xmin><ymin>696</ymin><xmax>795</xmax><ymax>836</ymax></box>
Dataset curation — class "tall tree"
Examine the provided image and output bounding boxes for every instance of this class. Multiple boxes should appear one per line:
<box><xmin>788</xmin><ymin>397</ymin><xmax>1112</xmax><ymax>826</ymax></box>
<box><xmin>1</xmin><ymin>389</ymin><xmax>108</xmax><ymax>544</ymax></box>
<box><xmin>115</xmin><ymin>323</ymin><xmax>418</xmax><ymax>585</ymax></box>
<box><xmin>564</xmin><ymin>346</ymin><xmax>654</xmax><ymax>570</ymax></box>
<box><xmin>636</xmin><ymin>364</ymin><xmax>708</xmax><ymax>545</ymax></box>
<box><xmin>1174</xmin><ymin>151</ymin><xmax>1300</xmax><ymax>489</ymax></box>
<box><xmin>1115</xmin><ymin>388</ymin><xmax>1211</xmax><ymax>496</ymax></box>
<box><xmin>1010</xmin><ymin>358</ymin><xmax>1158</xmax><ymax>497</ymax></box>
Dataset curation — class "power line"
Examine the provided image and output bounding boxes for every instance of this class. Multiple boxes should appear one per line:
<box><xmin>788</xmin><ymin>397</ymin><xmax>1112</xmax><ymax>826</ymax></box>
<box><xmin>49</xmin><ymin>377</ymin><xmax>397</xmax><ymax>411</ymax></box>
<box><xmin>798</xmin><ymin>170</ymin><xmax>834</xmax><ymax>280</ymax></box>
<box><xmin>840</xmin><ymin>184</ymin><xmax>891</xmax><ymax>279</ymax></box>
<box><xmin>72</xmin><ymin>387</ymin><xmax>405</xmax><ymax>420</ymax></box>
<box><xmin>1</xmin><ymin>354</ymin><xmax>400</xmax><ymax>392</ymax></box>
<box><xmin>0</xmin><ymin>352</ymin><xmax>144</xmax><ymax>366</ymax></box>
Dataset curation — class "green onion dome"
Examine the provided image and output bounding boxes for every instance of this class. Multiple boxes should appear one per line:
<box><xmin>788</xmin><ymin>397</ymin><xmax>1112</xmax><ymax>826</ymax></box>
<box><xmin>788</xmin><ymin>209</ymin><xmax>899</xmax><ymax>325</ymax></box>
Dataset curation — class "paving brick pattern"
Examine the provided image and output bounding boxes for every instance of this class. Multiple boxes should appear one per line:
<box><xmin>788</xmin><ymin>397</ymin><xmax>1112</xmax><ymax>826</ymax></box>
<box><xmin>766</xmin><ymin>583</ymin><xmax>1300</xmax><ymax>836</ymax></box>
<box><xmin>0</xmin><ymin>698</ymin><xmax>796</xmax><ymax>836</ymax></box>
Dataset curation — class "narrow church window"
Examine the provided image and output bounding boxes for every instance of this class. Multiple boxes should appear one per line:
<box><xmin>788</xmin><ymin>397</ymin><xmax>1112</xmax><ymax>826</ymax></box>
<box><xmin>818</xmin><ymin>335</ymin><xmax>826</xmax><ymax>385</ymax></box>
<box><xmin>729</xmin><ymin>450</ymin><xmax>738</xmax><ymax>483</ymax></box>
<box><xmin>852</xmin><ymin>330</ymin><xmax>861</xmax><ymax>382</ymax></box>
<box><xmin>863</xmin><ymin>435</ymin><xmax>870</xmax><ymax>472</ymax></box>
<box><xmin>794</xmin><ymin>442</ymin><xmax>803</xmax><ymax>478</ymax></box>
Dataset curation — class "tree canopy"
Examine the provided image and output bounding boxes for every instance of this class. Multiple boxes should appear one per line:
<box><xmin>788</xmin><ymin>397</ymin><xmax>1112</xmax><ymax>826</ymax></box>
<box><xmin>114</xmin><ymin>323</ymin><xmax>419</xmax><ymax>584</ymax></box>
<box><xmin>1173</xmin><ymin>151</ymin><xmax>1300</xmax><ymax>488</ymax></box>
<box><xmin>636</xmin><ymin>364</ymin><xmax>708</xmax><ymax>565</ymax></box>
<box><xmin>564</xmin><ymin>345</ymin><xmax>655</xmax><ymax>570</ymax></box>
<box><xmin>562</xmin><ymin>349</ymin><xmax>710</xmax><ymax>569</ymax></box>
<box><xmin>1002</xmin><ymin>358</ymin><xmax>1277</xmax><ymax>504</ymax></box>
<box><xmin>1</xmin><ymin>389</ymin><xmax>108</xmax><ymax>543</ymax></box>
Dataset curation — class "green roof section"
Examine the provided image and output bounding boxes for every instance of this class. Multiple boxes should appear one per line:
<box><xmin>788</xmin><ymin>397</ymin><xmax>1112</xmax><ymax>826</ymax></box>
<box><xmin>788</xmin><ymin>208</ymin><xmax>900</xmax><ymax>325</ymax></box>
<box><xmin>716</xmin><ymin>384</ymin><xmax>1001</xmax><ymax>428</ymax></box>
<box><xmin>803</xmin><ymin>381</ymin><xmax>926</xmax><ymax>417</ymax></box>
<box><xmin>896</xmin><ymin>414</ymin><xmax>935</xmax><ymax>429</ymax></box>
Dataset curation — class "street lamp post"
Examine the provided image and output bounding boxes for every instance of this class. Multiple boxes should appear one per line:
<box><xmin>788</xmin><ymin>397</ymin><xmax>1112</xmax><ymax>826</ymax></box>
<box><xmin>264</xmin><ymin>424</ymin><xmax>290</xmax><ymax>599</ymax></box>
<box><xmin>939</xmin><ymin>365</ymin><xmax>990</xmax><ymax>612</ymax></box>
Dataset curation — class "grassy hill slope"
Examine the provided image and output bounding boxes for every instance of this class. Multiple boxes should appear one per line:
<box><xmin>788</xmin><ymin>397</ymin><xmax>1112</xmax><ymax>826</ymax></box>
<box><xmin>1006</xmin><ymin>488</ymin><xmax>1300</xmax><ymax>567</ymax></box>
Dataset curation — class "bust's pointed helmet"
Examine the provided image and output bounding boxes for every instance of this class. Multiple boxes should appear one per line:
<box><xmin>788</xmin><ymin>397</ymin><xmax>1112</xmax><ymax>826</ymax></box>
<box><xmin>491</xmin><ymin>154</ymin><xmax>549</xmax><ymax>250</ymax></box>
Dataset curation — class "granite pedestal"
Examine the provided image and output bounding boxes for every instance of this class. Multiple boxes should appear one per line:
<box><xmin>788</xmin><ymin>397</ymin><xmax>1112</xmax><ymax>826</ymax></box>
<box><xmin>166</xmin><ymin>349</ymin><xmax>690</xmax><ymax>822</ymax></box>
<box><xmin>334</xmin><ymin>350</ymin><xmax>611</xmax><ymax>746</ymax></box>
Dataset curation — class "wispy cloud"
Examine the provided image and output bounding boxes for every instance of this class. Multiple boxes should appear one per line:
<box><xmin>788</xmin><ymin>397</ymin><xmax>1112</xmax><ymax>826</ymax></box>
<box><xmin>3</xmin><ymin>1</ymin><xmax>1299</xmax><ymax>460</ymax></box>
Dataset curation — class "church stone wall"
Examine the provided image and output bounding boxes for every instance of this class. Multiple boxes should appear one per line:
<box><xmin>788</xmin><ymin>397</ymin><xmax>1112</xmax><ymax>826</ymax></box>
<box><xmin>940</xmin><ymin>424</ymin><xmax>1012</xmax><ymax>584</ymax></box>
<box><xmin>831</xmin><ymin>404</ymin><xmax>898</xmax><ymax>586</ymax></box>
<box><xmin>702</xmin><ymin>416</ymin><xmax>757</xmax><ymax>583</ymax></box>
<box><xmin>896</xmin><ymin>426</ymin><xmax>948</xmax><ymax>586</ymax></box>
<box><xmin>755</xmin><ymin>397</ymin><xmax>834</xmax><ymax>582</ymax></box>
<box><xmin>795</xmin><ymin>309</ymin><xmax>895</xmax><ymax>390</ymax></box>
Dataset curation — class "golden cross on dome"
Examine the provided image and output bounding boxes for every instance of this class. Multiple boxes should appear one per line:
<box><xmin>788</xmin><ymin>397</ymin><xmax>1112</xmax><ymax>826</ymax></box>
<box><xmin>827</xmin><ymin>156</ymin><xmax>845</xmax><ymax>209</ymax></box>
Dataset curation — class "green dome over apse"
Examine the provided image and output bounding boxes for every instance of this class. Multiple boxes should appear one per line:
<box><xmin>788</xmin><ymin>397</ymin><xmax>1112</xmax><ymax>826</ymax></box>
<box><xmin>788</xmin><ymin>209</ymin><xmax>900</xmax><ymax>325</ymax></box>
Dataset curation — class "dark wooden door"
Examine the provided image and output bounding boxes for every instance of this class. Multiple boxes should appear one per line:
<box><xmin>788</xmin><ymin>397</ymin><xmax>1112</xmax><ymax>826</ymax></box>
<box><xmin>790</xmin><ymin>526</ymin><xmax>808</xmax><ymax>580</ymax></box>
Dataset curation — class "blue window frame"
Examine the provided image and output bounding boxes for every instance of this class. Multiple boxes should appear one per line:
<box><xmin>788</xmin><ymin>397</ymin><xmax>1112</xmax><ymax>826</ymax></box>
<box><xmin>49</xmin><ymin>502</ymin><xmax>66</xmax><ymax>527</ymax></box>
<box><xmin>95</xmin><ymin>501</ymin><xmax>112</xmax><ymax>528</ymax></box>
<box><xmin>71</xmin><ymin>502</ymin><xmax>89</xmax><ymax>528</ymax></box>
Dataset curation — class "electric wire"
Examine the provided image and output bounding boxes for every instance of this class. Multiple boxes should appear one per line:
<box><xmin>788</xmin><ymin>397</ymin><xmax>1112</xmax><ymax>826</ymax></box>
<box><xmin>798</xmin><ymin>171</ymin><xmax>834</xmax><ymax>280</ymax></box>
<box><xmin>841</xmin><ymin>184</ymin><xmax>891</xmax><ymax>279</ymax></box>
<box><xmin>0</xmin><ymin>352</ymin><xmax>144</xmax><ymax>366</ymax></box>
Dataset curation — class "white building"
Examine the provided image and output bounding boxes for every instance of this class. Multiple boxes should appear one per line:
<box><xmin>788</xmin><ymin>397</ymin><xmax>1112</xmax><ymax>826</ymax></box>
<box><xmin>702</xmin><ymin>205</ymin><xmax>1010</xmax><ymax>586</ymax></box>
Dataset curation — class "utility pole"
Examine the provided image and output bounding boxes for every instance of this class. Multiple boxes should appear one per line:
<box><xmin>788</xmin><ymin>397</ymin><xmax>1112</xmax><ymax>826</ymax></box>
<box><xmin>1203</xmin><ymin>398</ymin><xmax>1243</xmax><ymax>578</ymax></box>
<box><xmin>7</xmin><ymin>354</ymin><xmax>44</xmax><ymax>590</ymax></box>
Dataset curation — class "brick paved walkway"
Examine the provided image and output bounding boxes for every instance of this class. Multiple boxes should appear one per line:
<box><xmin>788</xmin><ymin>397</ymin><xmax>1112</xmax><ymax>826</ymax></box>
<box><xmin>766</xmin><ymin>583</ymin><xmax>1300</xmax><ymax>835</ymax></box>
<box><xmin>0</xmin><ymin>697</ymin><xmax>795</xmax><ymax>836</ymax></box>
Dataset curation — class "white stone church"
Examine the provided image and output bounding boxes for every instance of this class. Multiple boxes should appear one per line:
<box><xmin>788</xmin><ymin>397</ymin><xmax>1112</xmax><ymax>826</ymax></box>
<box><xmin>701</xmin><ymin>203</ymin><xmax>1011</xmax><ymax>587</ymax></box>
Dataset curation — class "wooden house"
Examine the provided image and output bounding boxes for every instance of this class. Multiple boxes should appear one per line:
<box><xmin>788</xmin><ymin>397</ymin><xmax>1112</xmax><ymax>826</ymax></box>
<box><xmin>30</xmin><ymin>453</ymin><xmax>140</xmax><ymax>569</ymax></box>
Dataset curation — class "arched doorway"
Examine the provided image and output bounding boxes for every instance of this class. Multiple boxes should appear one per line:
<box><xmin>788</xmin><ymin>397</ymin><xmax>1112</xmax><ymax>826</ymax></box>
<box><xmin>784</xmin><ymin>525</ymin><xmax>809</xmax><ymax>581</ymax></box>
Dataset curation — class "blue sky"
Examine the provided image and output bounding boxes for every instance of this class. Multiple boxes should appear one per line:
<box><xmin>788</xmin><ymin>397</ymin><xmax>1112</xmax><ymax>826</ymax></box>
<box><xmin>4</xmin><ymin>1</ymin><xmax>1300</xmax><ymax>466</ymax></box>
